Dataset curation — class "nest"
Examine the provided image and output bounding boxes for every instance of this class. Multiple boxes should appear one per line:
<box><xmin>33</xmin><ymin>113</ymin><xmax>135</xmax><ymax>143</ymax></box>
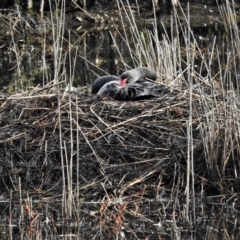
<box><xmin>0</xmin><ymin>83</ymin><xmax>239</xmax><ymax>236</ymax></box>
<box><xmin>0</xmin><ymin>83</ymin><xmax>235</xmax><ymax>196</ymax></box>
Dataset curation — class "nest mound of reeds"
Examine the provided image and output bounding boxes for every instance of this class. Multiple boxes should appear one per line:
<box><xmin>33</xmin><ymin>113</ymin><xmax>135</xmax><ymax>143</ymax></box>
<box><xmin>0</xmin><ymin>83</ymin><xmax>238</xmax><ymax>202</ymax></box>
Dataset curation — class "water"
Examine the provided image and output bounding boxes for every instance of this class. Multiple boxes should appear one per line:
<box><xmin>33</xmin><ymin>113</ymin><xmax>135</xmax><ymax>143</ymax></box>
<box><xmin>0</xmin><ymin>195</ymin><xmax>239</xmax><ymax>239</ymax></box>
<box><xmin>1</xmin><ymin>1</ymin><xmax>235</xmax><ymax>91</ymax></box>
<box><xmin>1</xmin><ymin>1</ymin><xmax>240</xmax><ymax>239</ymax></box>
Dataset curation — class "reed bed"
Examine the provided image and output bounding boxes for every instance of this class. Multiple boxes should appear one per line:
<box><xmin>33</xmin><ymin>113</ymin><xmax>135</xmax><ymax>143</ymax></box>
<box><xmin>0</xmin><ymin>75</ymin><xmax>239</xmax><ymax>238</ymax></box>
<box><xmin>1</xmin><ymin>0</ymin><xmax>240</xmax><ymax>239</ymax></box>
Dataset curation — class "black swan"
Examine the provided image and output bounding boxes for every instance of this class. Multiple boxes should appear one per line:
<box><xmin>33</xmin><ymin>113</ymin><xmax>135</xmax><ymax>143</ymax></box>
<box><xmin>92</xmin><ymin>67</ymin><xmax>163</xmax><ymax>101</ymax></box>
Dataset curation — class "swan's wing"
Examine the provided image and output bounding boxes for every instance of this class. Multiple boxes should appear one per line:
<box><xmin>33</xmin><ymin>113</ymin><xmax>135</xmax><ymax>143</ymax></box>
<box><xmin>97</xmin><ymin>81</ymin><xmax>123</xmax><ymax>100</ymax></box>
<box><xmin>123</xmin><ymin>83</ymin><xmax>171</xmax><ymax>100</ymax></box>
<box><xmin>97</xmin><ymin>81</ymin><xmax>172</xmax><ymax>101</ymax></box>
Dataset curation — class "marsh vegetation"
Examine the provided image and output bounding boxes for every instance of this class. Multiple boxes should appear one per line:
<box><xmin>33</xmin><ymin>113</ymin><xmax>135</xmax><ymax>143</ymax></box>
<box><xmin>0</xmin><ymin>0</ymin><xmax>240</xmax><ymax>239</ymax></box>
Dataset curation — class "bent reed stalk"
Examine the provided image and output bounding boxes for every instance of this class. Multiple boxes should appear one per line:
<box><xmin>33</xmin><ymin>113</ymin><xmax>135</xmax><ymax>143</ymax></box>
<box><xmin>1</xmin><ymin>1</ymin><xmax>240</xmax><ymax>238</ymax></box>
<box><xmin>116</xmin><ymin>0</ymin><xmax>240</xmax><ymax>222</ymax></box>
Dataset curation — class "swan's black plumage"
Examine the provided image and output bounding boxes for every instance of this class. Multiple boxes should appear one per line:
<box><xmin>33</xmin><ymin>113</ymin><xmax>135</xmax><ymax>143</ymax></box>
<box><xmin>91</xmin><ymin>75</ymin><xmax>120</xmax><ymax>94</ymax></box>
<box><xmin>92</xmin><ymin>67</ymin><xmax>163</xmax><ymax>101</ymax></box>
<box><xmin>120</xmin><ymin>67</ymin><xmax>157</xmax><ymax>84</ymax></box>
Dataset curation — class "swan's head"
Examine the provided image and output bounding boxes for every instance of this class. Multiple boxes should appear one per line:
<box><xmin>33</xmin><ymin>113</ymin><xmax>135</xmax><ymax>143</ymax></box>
<box><xmin>120</xmin><ymin>70</ymin><xmax>139</xmax><ymax>85</ymax></box>
<box><xmin>120</xmin><ymin>67</ymin><xmax>157</xmax><ymax>85</ymax></box>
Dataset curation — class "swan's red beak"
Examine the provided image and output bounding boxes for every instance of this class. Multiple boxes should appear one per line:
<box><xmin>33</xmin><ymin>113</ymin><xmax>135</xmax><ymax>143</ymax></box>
<box><xmin>120</xmin><ymin>78</ymin><xmax>127</xmax><ymax>86</ymax></box>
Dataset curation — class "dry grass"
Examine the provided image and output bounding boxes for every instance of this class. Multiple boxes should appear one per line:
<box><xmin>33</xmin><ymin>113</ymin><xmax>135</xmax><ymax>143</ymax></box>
<box><xmin>0</xmin><ymin>77</ymin><xmax>238</xmax><ymax>238</ymax></box>
<box><xmin>0</xmin><ymin>0</ymin><xmax>240</xmax><ymax>239</ymax></box>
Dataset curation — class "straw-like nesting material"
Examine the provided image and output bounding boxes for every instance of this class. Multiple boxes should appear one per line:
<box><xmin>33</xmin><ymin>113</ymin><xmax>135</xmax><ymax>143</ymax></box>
<box><xmin>0</xmin><ymin>83</ymin><xmax>238</xmax><ymax>201</ymax></box>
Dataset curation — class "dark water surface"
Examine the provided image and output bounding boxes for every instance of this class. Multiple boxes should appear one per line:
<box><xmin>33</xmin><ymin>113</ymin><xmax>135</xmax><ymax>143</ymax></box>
<box><xmin>0</xmin><ymin>1</ymin><xmax>238</xmax><ymax>90</ymax></box>
<box><xmin>0</xmin><ymin>195</ymin><xmax>240</xmax><ymax>239</ymax></box>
